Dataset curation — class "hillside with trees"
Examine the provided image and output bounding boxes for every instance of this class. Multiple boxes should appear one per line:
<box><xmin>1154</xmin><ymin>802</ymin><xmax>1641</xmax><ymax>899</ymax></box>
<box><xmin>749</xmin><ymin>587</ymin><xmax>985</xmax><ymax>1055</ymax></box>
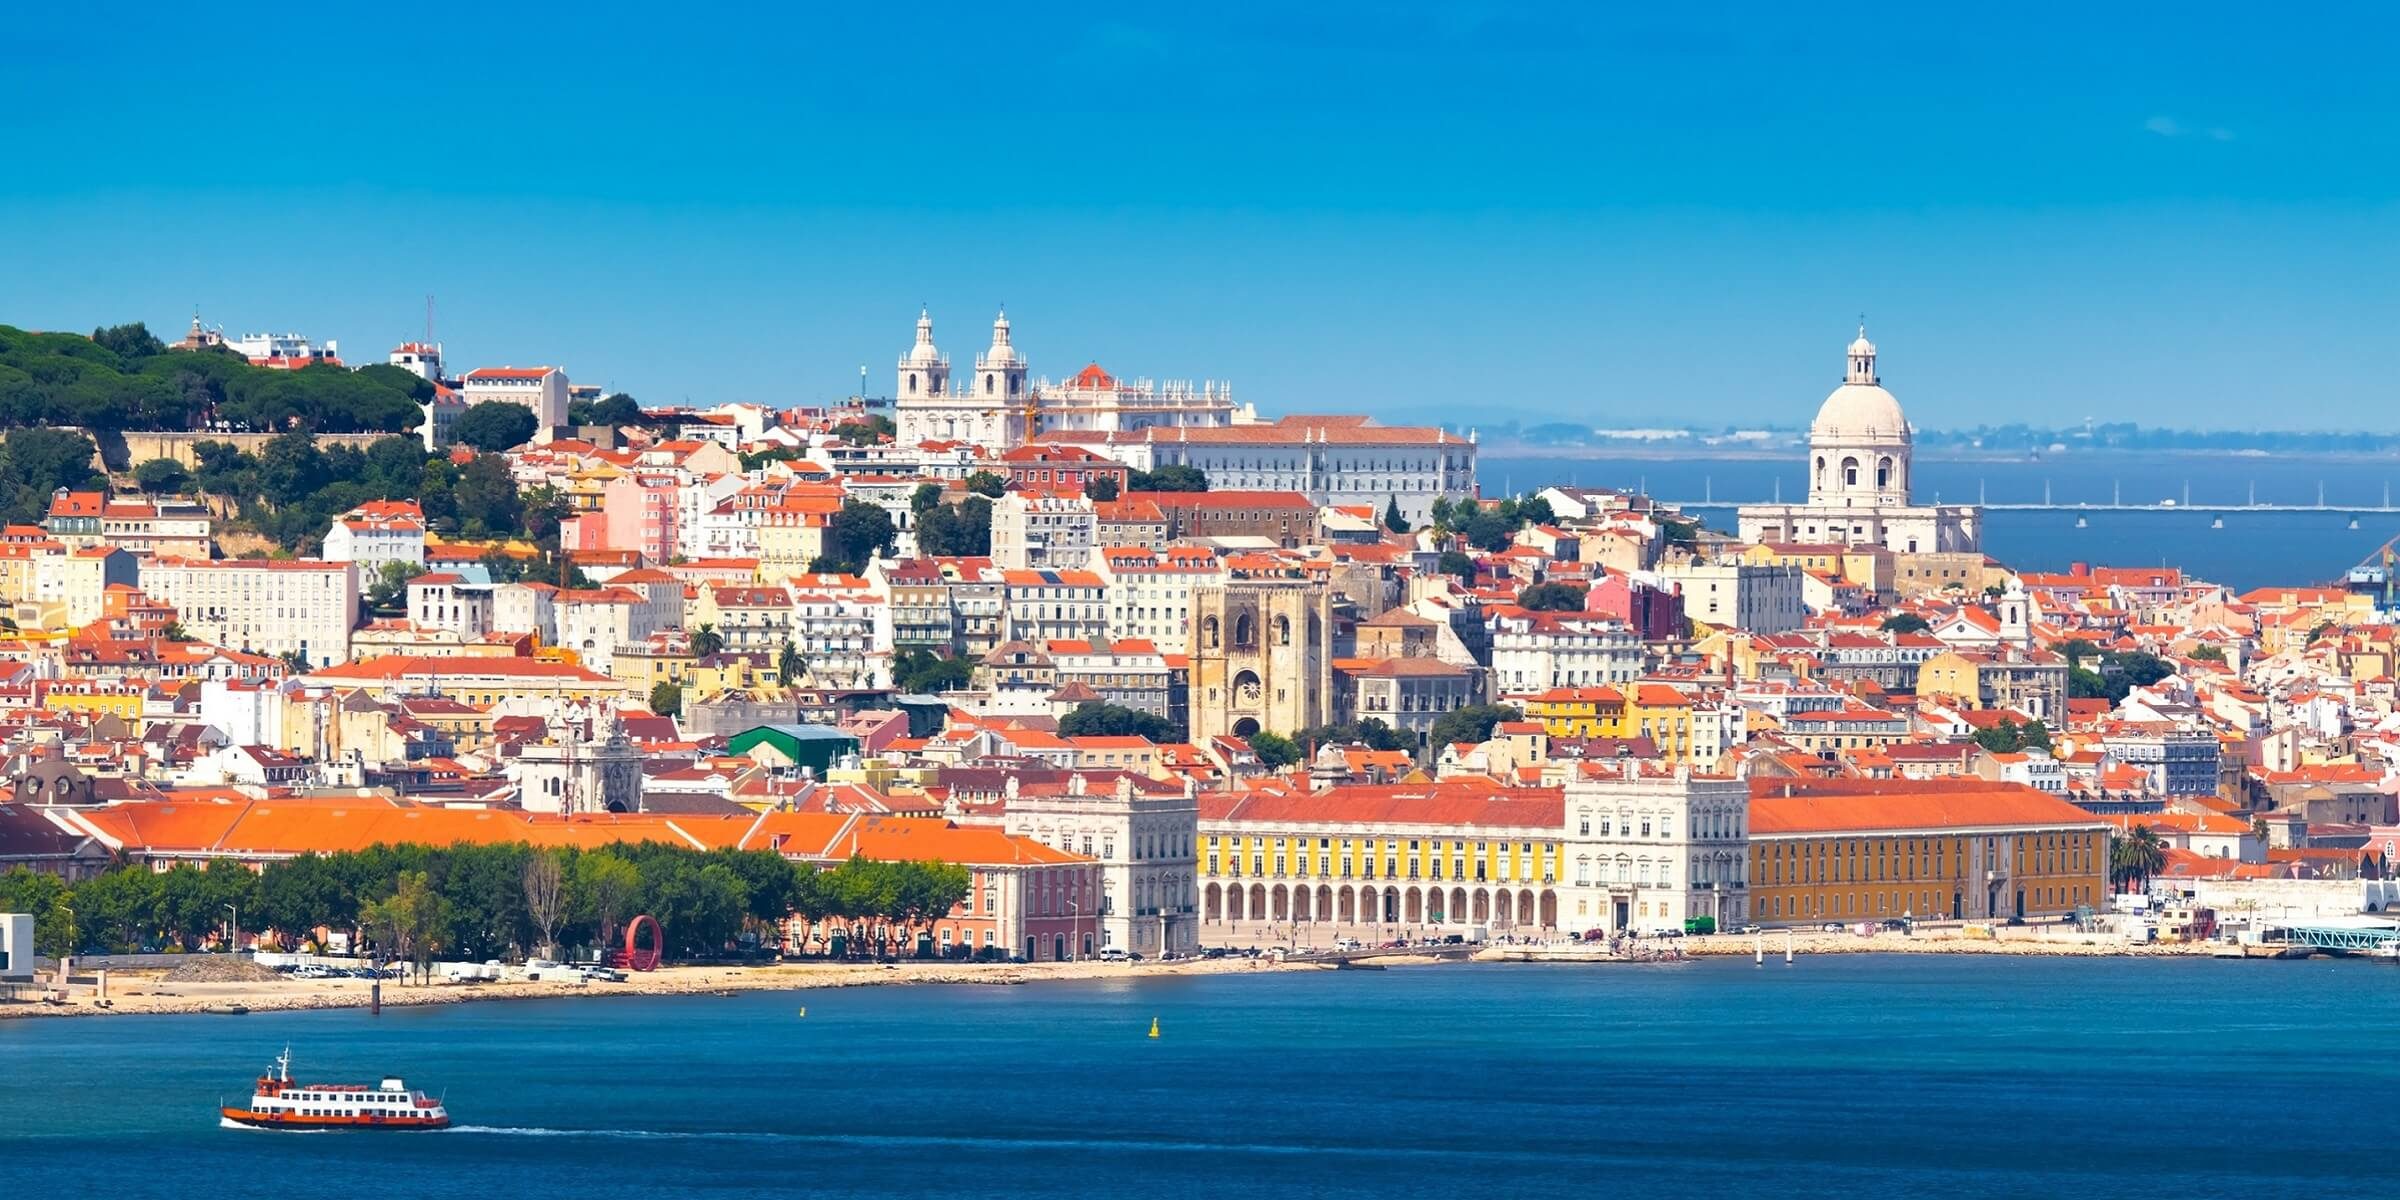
<box><xmin>0</xmin><ymin>322</ymin><xmax>432</xmax><ymax>436</ymax></box>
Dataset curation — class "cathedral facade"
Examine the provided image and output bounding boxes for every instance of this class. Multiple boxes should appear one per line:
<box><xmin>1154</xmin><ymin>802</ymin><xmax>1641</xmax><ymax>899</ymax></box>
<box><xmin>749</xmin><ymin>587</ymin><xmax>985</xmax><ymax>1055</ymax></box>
<box><xmin>1736</xmin><ymin>328</ymin><xmax>1980</xmax><ymax>555</ymax></box>
<box><xmin>892</xmin><ymin>309</ymin><xmax>1247</xmax><ymax>450</ymax></box>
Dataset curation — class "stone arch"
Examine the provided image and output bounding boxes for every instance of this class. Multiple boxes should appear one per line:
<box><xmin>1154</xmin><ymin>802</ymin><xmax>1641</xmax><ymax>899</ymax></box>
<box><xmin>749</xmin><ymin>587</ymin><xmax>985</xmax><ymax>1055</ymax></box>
<box><xmin>1202</xmin><ymin>616</ymin><xmax>1220</xmax><ymax>649</ymax></box>
<box><xmin>1518</xmin><ymin>890</ymin><xmax>1536</xmax><ymax>925</ymax></box>
<box><xmin>1876</xmin><ymin>455</ymin><xmax>1893</xmax><ymax>489</ymax></box>
<box><xmin>1204</xmin><ymin>882</ymin><xmax>1222</xmax><ymax>923</ymax></box>
<box><xmin>1842</xmin><ymin>455</ymin><xmax>1860</xmax><ymax>487</ymax></box>
<box><xmin>1449</xmin><ymin>887</ymin><xmax>1467</xmax><ymax>925</ymax></box>
<box><xmin>1273</xmin><ymin>614</ymin><xmax>1292</xmax><ymax>645</ymax></box>
<box><xmin>1317</xmin><ymin>885</ymin><xmax>1334</xmax><ymax>923</ymax></box>
<box><xmin>1405</xmin><ymin>887</ymin><xmax>1423</xmax><ymax>924</ymax></box>
<box><xmin>1539</xmin><ymin>891</ymin><xmax>1558</xmax><ymax>928</ymax></box>
<box><xmin>1249</xmin><ymin>883</ymin><xmax>1266</xmax><ymax>921</ymax></box>
<box><xmin>1234</xmin><ymin>612</ymin><xmax>1256</xmax><ymax>648</ymax></box>
<box><xmin>1337</xmin><ymin>886</ymin><xmax>1357</xmax><ymax>924</ymax></box>
<box><xmin>1226</xmin><ymin>885</ymin><xmax>1246</xmax><ymax>921</ymax></box>
<box><xmin>1472</xmin><ymin>889</ymin><xmax>1490</xmax><ymax>923</ymax></box>
<box><xmin>1233</xmin><ymin>717</ymin><xmax>1260</xmax><ymax>738</ymax></box>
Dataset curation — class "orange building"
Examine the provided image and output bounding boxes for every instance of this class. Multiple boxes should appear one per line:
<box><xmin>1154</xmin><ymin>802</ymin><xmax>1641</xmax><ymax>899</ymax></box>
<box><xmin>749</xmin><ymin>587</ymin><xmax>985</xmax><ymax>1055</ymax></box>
<box><xmin>1748</xmin><ymin>779</ymin><xmax>2109</xmax><ymax>925</ymax></box>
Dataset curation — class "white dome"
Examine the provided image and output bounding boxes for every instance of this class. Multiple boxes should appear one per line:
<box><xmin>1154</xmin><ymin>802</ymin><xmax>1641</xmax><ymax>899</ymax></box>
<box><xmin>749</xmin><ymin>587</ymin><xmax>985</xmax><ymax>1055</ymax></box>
<box><xmin>908</xmin><ymin>341</ymin><xmax>944</xmax><ymax>366</ymax></box>
<box><xmin>1848</xmin><ymin>333</ymin><xmax>1876</xmax><ymax>357</ymax></box>
<box><xmin>1812</xmin><ymin>383</ymin><xmax>1908</xmax><ymax>441</ymax></box>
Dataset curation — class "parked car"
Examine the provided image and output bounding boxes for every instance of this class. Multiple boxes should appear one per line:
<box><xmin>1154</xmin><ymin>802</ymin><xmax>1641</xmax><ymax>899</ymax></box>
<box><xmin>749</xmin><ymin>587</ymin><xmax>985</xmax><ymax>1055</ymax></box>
<box><xmin>1821</xmin><ymin>922</ymin><xmax>1845</xmax><ymax>932</ymax></box>
<box><xmin>1733</xmin><ymin>923</ymin><xmax>1762</xmax><ymax>935</ymax></box>
<box><xmin>1096</xmin><ymin>947</ymin><xmax>1131</xmax><ymax>962</ymax></box>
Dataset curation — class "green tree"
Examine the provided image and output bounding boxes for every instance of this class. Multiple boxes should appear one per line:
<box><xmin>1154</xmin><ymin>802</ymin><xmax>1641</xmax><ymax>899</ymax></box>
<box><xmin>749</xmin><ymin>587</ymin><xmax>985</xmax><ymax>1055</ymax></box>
<box><xmin>133</xmin><ymin>457</ymin><xmax>190</xmax><ymax>494</ymax></box>
<box><xmin>892</xmin><ymin>648</ymin><xmax>973</xmax><ymax>694</ymax></box>
<box><xmin>1428</xmin><ymin>497</ymin><xmax>1454</xmax><ymax>530</ymax></box>
<box><xmin>649</xmin><ymin>681</ymin><xmax>683</xmax><ymax>716</ymax></box>
<box><xmin>965</xmin><ymin>470</ymin><xmax>1008</xmax><ymax>498</ymax></box>
<box><xmin>91</xmin><ymin>322</ymin><xmax>166</xmax><ymax>359</ymax></box>
<box><xmin>574</xmin><ymin>852</ymin><xmax>641</xmax><ymax>949</ymax></box>
<box><xmin>2110</xmin><ymin>825</ymin><xmax>2167</xmax><ymax>888</ymax></box>
<box><xmin>1462</xmin><ymin>511</ymin><xmax>1515</xmax><ymax>552</ymax></box>
<box><xmin>2190</xmin><ymin>644</ymin><xmax>2227</xmax><ymax>663</ymax></box>
<box><xmin>1087</xmin><ymin>475</ymin><xmax>1121</xmax><ymax>502</ymax></box>
<box><xmin>364</xmin><ymin>560</ymin><xmax>427</xmax><ymax>615</ymax></box>
<box><xmin>910</xmin><ymin>482</ymin><xmax>944</xmax><ymax>514</ymax></box>
<box><xmin>1247</xmin><ymin>730</ymin><xmax>1302</xmax><ymax>768</ymax></box>
<box><xmin>826</xmin><ymin>499</ymin><xmax>897</xmax><ymax>568</ymax></box>
<box><xmin>1058</xmin><ymin>701</ymin><xmax>1178</xmax><ymax>742</ymax></box>
<box><xmin>777</xmin><ymin>639</ymin><xmax>806</xmax><ymax>686</ymax></box>
<box><xmin>1517</xmin><ymin>582</ymin><xmax>1586</xmax><ymax>611</ymax></box>
<box><xmin>1880</xmin><ymin>613</ymin><xmax>1931</xmax><ymax>634</ymax></box>
<box><xmin>1515</xmin><ymin>495</ymin><xmax>1555</xmax><ymax>526</ymax></box>
<box><xmin>915</xmin><ymin>496</ymin><xmax>992</xmax><ymax>557</ymax></box>
<box><xmin>453</xmin><ymin>401</ymin><xmax>539</xmax><ymax>452</ymax></box>
<box><xmin>691</xmin><ymin>623</ymin><xmax>724</xmax><ymax>658</ymax></box>
<box><xmin>1428</xmin><ymin>704</ymin><xmax>1521</xmax><ymax>751</ymax></box>
<box><xmin>1128</xmin><ymin>464</ymin><xmax>1208</xmax><ymax>493</ymax></box>
<box><xmin>833</xmin><ymin>415</ymin><xmax>895</xmax><ymax>445</ymax></box>
<box><xmin>1383</xmin><ymin>496</ymin><xmax>1409</xmax><ymax>533</ymax></box>
<box><xmin>1438</xmin><ymin>549</ymin><xmax>1476</xmax><ymax>583</ymax></box>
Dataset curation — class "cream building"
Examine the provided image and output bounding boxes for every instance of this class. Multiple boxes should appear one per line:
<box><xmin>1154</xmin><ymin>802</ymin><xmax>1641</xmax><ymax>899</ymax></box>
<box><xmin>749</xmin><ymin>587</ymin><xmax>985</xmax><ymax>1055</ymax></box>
<box><xmin>1737</xmin><ymin>328</ymin><xmax>1979</xmax><ymax>554</ymax></box>
<box><xmin>143</xmin><ymin>558</ymin><xmax>359</xmax><ymax>668</ymax></box>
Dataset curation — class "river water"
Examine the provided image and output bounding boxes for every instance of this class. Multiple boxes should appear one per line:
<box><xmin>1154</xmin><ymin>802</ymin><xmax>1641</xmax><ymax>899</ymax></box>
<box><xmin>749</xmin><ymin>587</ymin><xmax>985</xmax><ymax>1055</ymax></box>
<box><xmin>1487</xmin><ymin>451</ymin><xmax>2400</xmax><ymax>588</ymax></box>
<box><xmin>2</xmin><ymin>956</ymin><xmax>2389</xmax><ymax>1198</ymax></box>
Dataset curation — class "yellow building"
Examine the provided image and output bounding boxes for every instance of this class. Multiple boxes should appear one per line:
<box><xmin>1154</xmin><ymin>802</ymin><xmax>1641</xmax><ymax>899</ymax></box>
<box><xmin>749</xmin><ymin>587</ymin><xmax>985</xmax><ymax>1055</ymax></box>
<box><xmin>1748</xmin><ymin>779</ymin><xmax>2109</xmax><ymax>924</ymax></box>
<box><xmin>42</xmin><ymin>678</ymin><xmax>150</xmax><ymax>725</ymax></box>
<box><xmin>1625</xmin><ymin>683</ymin><xmax>1696</xmax><ymax>761</ymax></box>
<box><xmin>1521</xmin><ymin>686</ymin><xmax>1627</xmax><ymax>738</ymax></box>
<box><xmin>1198</xmin><ymin>783</ymin><xmax>1568</xmax><ymax>931</ymax></box>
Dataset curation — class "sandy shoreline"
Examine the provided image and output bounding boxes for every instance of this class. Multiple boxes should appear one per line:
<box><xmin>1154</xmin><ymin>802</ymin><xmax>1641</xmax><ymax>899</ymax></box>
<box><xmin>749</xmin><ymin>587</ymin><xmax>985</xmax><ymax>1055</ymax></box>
<box><xmin>0</xmin><ymin>932</ymin><xmax>2225</xmax><ymax>1021</ymax></box>
<box><xmin>0</xmin><ymin>955</ymin><xmax>1334</xmax><ymax>1021</ymax></box>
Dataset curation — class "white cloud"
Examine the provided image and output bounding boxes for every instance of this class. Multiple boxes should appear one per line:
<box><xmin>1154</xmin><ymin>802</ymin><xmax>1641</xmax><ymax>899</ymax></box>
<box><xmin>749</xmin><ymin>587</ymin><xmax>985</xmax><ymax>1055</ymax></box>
<box><xmin>2145</xmin><ymin>115</ymin><xmax>2237</xmax><ymax>142</ymax></box>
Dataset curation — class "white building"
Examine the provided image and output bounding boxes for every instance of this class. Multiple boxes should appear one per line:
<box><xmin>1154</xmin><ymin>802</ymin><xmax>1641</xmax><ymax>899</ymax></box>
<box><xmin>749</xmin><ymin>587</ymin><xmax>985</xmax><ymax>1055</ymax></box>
<box><xmin>1736</xmin><ymin>328</ymin><xmax>1980</xmax><ymax>554</ymax></box>
<box><xmin>894</xmin><ymin>310</ymin><xmax>1029</xmax><ymax>448</ymax></box>
<box><xmin>1561</xmin><ymin>762</ymin><xmax>1751</xmax><ymax>935</ymax></box>
<box><xmin>1093</xmin><ymin>546</ymin><xmax>1226</xmax><ymax>656</ymax></box>
<box><xmin>509</xmin><ymin>705</ymin><xmax>644</xmax><ymax>815</ymax></box>
<box><xmin>978</xmin><ymin>772</ymin><xmax>1200</xmax><ymax>959</ymax></box>
<box><xmin>144</xmin><ymin>558</ymin><xmax>360</xmax><ymax>668</ymax></box>
<box><xmin>388</xmin><ymin>341</ymin><xmax>444</xmax><ymax>381</ymax></box>
<box><xmin>892</xmin><ymin>309</ymin><xmax>1249</xmax><ymax>449</ymax></box>
<box><xmin>990</xmin><ymin>490</ymin><xmax>1096</xmax><ymax>570</ymax></box>
<box><xmin>321</xmin><ymin>500</ymin><xmax>428</xmax><ymax>573</ymax></box>
<box><xmin>1489</xmin><ymin>611</ymin><xmax>1645</xmax><ymax>694</ymax></box>
<box><xmin>407</xmin><ymin>571</ymin><xmax>497</xmax><ymax>639</ymax></box>
<box><xmin>461</xmin><ymin>366</ymin><xmax>570</xmax><ymax>443</ymax></box>
<box><xmin>1039</xmin><ymin>414</ymin><xmax>1477</xmax><ymax>525</ymax></box>
<box><xmin>225</xmin><ymin>331</ymin><xmax>339</xmax><ymax>366</ymax></box>
<box><xmin>1660</xmin><ymin>561</ymin><xmax>1806</xmax><ymax>635</ymax></box>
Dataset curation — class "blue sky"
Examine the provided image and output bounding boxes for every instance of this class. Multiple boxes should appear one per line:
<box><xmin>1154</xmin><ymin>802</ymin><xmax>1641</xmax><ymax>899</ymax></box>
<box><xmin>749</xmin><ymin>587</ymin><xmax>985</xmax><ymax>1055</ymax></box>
<box><xmin>5</xmin><ymin>4</ymin><xmax>2396</xmax><ymax>430</ymax></box>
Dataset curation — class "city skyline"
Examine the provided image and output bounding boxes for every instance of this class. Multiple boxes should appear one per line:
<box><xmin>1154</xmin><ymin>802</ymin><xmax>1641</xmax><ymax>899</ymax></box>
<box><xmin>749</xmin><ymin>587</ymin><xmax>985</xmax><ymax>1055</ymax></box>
<box><xmin>6</xmin><ymin>5</ymin><xmax>2398</xmax><ymax>429</ymax></box>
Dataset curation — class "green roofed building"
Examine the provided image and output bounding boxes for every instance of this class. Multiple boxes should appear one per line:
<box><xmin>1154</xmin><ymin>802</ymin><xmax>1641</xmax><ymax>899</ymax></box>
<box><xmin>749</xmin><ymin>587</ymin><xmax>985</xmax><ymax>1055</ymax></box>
<box><xmin>727</xmin><ymin>723</ymin><xmax>860</xmax><ymax>775</ymax></box>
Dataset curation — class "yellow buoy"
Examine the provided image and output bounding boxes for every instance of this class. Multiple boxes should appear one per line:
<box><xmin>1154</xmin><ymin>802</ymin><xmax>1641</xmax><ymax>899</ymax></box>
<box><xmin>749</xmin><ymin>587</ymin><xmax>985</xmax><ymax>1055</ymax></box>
<box><xmin>1147</xmin><ymin>1017</ymin><xmax>1160</xmax><ymax>1039</ymax></box>
<box><xmin>796</xmin><ymin>1006</ymin><xmax>807</xmax><ymax>1018</ymax></box>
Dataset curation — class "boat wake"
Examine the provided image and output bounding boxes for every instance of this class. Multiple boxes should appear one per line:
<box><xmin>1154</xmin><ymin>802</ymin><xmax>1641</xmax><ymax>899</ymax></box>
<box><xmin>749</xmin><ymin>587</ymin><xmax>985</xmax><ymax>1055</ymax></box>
<box><xmin>440</xmin><ymin>1125</ymin><xmax>1568</xmax><ymax>1161</ymax></box>
<box><xmin>220</xmin><ymin>1117</ymin><xmax>328</xmax><ymax>1133</ymax></box>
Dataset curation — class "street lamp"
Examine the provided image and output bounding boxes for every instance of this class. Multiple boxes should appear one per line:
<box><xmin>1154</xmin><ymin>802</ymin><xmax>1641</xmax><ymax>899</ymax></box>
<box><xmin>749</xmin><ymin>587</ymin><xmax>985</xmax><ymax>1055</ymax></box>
<box><xmin>224</xmin><ymin>903</ymin><xmax>240</xmax><ymax>954</ymax></box>
<box><xmin>58</xmin><ymin>905</ymin><xmax>74</xmax><ymax>961</ymax></box>
<box><xmin>1066</xmin><ymin>897</ymin><xmax>1080</xmax><ymax>962</ymax></box>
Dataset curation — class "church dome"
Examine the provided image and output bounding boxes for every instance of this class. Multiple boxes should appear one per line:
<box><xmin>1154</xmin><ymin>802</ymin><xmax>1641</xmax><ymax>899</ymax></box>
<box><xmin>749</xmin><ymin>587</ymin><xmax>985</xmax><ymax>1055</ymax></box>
<box><xmin>1811</xmin><ymin>383</ymin><xmax>1908</xmax><ymax>441</ymax></box>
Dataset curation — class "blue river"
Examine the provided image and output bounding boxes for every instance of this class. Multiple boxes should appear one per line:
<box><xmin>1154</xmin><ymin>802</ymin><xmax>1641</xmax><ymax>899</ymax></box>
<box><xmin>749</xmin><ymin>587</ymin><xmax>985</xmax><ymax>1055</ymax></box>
<box><xmin>1486</xmin><ymin>451</ymin><xmax>2400</xmax><ymax>589</ymax></box>
<box><xmin>2</xmin><ymin>956</ymin><xmax>2390</xmax><ymax>1198</ymax></box>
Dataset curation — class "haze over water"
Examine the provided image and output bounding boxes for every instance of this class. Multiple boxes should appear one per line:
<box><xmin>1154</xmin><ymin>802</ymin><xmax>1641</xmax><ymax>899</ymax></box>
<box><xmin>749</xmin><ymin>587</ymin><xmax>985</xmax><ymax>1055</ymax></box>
<box><xmin>1489</xmin><ymin>451</ymin><xmax>2400</xmax><ymax>587</ymax></box>
<box><xmin>5</xmin><ymin>957</ymin><xmax>2390</xmax><ymax>1199</ymax></box>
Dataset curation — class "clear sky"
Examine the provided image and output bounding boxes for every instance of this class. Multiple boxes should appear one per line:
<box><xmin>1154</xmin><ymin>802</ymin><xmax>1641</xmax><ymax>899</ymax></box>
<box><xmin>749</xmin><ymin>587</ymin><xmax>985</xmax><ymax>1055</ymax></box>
<box><xmin>5</xmin><ymin>4</ymin><xmax>2396</xmax><ymax>430</ymax></box>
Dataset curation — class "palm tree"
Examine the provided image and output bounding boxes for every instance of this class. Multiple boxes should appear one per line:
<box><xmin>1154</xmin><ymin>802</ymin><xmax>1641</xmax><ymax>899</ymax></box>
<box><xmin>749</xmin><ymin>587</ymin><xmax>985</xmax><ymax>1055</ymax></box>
<box><xmin>690</xmin><ymin>623</ymin><xmax>723</xmax><ymax>658</ymax></box>
<box><xmin>777</xmin><ymin>639</ymin><xmax>805</xmax><ymax>687</ymax></box>
<box><xmin>2110</xmin><ymin>825</ymin><xmax>2167</xmax><ymax>891</ymax></box>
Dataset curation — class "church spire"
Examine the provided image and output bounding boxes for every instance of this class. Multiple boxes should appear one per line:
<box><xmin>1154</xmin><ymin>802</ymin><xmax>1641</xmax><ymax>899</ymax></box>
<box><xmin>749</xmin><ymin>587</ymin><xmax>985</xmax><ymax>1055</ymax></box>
<box><xmin>1845</xmin><ymin>321</ymin><xmax>1878</xmax><ymax>386</ymax></box>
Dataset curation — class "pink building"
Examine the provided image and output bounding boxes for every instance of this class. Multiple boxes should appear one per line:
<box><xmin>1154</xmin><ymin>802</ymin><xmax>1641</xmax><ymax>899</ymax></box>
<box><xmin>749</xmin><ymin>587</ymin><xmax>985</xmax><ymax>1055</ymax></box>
<box><xmin>603</xmin><ymin>472</ymin><xmax>681</xmax><ymax>564</ymax></box>
<box><xmin>1589</xmin><ymin>572</ymin><xmax>1681</xmax><ymax>642</ymax></box>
